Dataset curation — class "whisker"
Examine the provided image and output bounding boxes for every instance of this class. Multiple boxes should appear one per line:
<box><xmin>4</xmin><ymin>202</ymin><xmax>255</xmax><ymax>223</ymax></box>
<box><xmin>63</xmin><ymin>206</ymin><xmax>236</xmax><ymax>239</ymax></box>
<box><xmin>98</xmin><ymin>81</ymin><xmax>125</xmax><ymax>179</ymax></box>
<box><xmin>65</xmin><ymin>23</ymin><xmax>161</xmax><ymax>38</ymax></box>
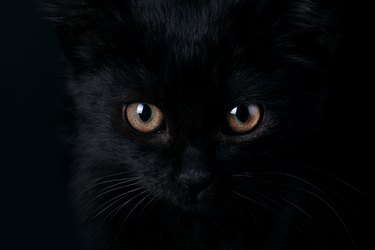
<box><xmin>232</xmin><ymin>195</ymin><xmax>261</xmax><ymax>232</ymax></box>
<box><xmin>241</xmin><ymin>172</ymin><xmax>356</xmax><ymax>245</ymax></box>
<box><xmin>107</xmin><ymin>190</ymin><xmax>149</xmax><ymax>225</ymax></box>
<box><xmin>86</xmin><ymin>182</ymin><xmax>141</xmax><ymax>209</ymax></box>
<box><xmin>306</xmin><ymin>190</ymin><xmax>356</xmax><ymax>246</ymax></box>
<box><xmin>119</xmin><ymin>193</ymin><xmax>153</xmax><ymax>231</ymax></box>
<box><xmin>279</xmin><ymin>197</ymin><xmax>314</xmax><ymax>221</ymax></box>
<box><xmin>303</xmin><ymin>166</ymin><xmax>365</xmax><ymax>195</ymax></box>
<box><xmin>232</xmin><ymin>191</ymin><xmax>271</xmax><ymax>214</ymax></box>
<box><xmin>234</xmin><ymin>189</ymin><xmax>307</xmax><ymax>241</ymax></box>
<box><xmin>248</xmin><ymin>171</ymin><xmax>324</xmax><ymax>195</ymax></box>
<box><xmin>137</xmin><ymin>195</ymin><xmax>156</xmax><ymax>220</ymax></box>
<box><xmin>250</xmin><ymin>163</ymin><xmax>364</xmax><ymax>194</ymax></box>
<box><xmin>91</xmin><ymin>187</ymin><xmax>144</xmax><ymax>219</ymax></box>
<box><xmin>250</xmin><ymin>187</ymin><xmax>326</xmax><ymax>248</ymax></box>
<box><xmin>85</xmin><ymin>172</ymin><xmax>131</xmax><ymax>188</ymax></box>
<box><xmin>77</xmin><ymin>172</ymin><xmax>135</xmax><ymax>198</ymax></box>
<box><xmin>236</xmin><ymin>173</ymin><xmax>329</xmax><ymax>201</ymax></box>
<box><xmin>95</xmin><ymin>178</ymin><xmax>141</xmax><ymax>193</ymax></box>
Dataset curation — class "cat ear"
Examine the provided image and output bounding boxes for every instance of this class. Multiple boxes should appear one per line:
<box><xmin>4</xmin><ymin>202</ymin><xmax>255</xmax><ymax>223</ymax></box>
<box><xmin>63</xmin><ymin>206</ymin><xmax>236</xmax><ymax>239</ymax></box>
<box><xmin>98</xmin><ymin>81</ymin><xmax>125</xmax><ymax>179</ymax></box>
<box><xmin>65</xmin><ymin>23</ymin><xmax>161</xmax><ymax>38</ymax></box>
<box><xmin>240</xmin><ymin>0</ymin><xmax>340</xmax><ymax>66</ymax></box>
<box><xmin>283</xmin><ymin>0</ymin><xmax>339</xmax><ymax>51</ymax></box>
<box><xmin>44</xmin><ymin>0</ymin><xmax>102</xmax><ymax>66</ymax></box>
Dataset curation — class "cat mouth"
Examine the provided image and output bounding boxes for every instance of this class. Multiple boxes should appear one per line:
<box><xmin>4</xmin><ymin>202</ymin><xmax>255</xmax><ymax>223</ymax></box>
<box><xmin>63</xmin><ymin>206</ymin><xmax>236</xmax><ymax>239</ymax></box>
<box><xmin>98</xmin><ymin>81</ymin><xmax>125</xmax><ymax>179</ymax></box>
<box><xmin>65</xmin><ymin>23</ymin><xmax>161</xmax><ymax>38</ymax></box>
<box><xmin>156</xmin><ymin>177</ymin><xmax>220</xmax><ymax>213</ymax></box>
<box><xmin>174</xmin><ymin>188</ymin><xmax>215</xmax><ymax>213</ymax></box>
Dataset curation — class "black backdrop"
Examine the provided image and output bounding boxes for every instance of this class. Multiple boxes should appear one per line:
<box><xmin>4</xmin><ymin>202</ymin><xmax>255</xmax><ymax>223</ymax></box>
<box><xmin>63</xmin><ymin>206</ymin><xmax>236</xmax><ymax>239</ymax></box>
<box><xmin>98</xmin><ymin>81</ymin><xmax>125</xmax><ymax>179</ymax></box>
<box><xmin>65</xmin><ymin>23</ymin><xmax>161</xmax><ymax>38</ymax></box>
<box><xmin>0</xmin><ymin>0</ymin><xmax>372</xmax><ymax>249</ymax></box>
<box><xmin>1</xmin><ymin>0</ymin><xmax>76</xmax><ymax>249</ymax></box>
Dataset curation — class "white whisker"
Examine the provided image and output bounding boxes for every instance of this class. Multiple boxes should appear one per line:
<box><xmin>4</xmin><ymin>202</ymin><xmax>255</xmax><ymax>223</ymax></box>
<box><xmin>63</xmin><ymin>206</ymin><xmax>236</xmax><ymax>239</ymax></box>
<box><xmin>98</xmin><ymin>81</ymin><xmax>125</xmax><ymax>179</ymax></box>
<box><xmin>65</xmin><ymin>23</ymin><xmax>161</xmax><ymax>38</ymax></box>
<box><xmin>91</xmin><ymin>187</ymin><xmax>144</xmax><ymax>219</ymax></box>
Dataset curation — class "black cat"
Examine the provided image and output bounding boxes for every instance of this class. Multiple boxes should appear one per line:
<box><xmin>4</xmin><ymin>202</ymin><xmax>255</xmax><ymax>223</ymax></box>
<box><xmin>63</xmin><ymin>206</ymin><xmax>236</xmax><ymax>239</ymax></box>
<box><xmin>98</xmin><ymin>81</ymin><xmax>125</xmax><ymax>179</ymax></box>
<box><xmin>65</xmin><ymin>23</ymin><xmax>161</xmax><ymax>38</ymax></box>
<box><xmin>51</xmin><ymin>0</ymin><xmax>360</xmax><ymax>249</ymax></box>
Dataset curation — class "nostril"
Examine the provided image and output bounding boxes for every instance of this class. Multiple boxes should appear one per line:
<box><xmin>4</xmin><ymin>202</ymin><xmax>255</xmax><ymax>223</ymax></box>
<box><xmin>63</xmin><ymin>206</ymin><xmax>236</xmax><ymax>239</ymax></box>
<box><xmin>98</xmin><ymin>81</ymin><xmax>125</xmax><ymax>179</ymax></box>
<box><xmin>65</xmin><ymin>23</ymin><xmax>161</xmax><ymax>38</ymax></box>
<box><xmin>178</xmin><ymin>173</ymin><xmax>211</xmax><ymax>195</ymax></box>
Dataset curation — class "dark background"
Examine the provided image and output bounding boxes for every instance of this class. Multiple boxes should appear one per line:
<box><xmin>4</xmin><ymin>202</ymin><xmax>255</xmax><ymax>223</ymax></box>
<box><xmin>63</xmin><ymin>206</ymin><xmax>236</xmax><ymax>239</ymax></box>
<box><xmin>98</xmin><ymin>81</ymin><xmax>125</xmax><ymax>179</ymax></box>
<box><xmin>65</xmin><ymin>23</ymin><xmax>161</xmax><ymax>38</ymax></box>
<box><xmin>1</xmin><ymin>0</ymin><xmax>76</xmax><ymax>249</ymax></box>
<box><xmin>0</xmin><ymin>0</ymin><xmax>372</xmax><ymax>249</ymax></box>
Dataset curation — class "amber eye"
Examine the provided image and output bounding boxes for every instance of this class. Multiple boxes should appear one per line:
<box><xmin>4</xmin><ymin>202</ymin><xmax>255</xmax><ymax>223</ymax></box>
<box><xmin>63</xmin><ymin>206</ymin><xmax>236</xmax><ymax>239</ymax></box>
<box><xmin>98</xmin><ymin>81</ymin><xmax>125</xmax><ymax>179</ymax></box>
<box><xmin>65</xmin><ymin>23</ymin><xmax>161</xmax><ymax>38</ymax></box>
<box><xmin>227</xmin><ymin>104</ymin><xmax>262</xmax><ymax>134</ymax></box>
<box><xmin>123</xmin><ymin>103</ymin><xmax>164</xmax><ymax>133</ymax></box>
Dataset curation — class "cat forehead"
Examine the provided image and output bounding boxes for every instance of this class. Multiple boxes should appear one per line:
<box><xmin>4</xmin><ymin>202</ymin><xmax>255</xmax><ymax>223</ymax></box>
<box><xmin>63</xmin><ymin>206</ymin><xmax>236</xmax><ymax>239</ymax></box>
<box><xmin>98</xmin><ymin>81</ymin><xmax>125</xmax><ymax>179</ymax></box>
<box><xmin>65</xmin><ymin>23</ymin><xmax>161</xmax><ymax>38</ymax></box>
<box><xmin>118</xmin><ymin>1</ymin><xmax>242</xmax><ymax>62</ymax></box>
<box><xmin>91</xmin><ymin>2</ymin><xmax>255</xmax><ymax>97</ymax></box>
<box><xmin>57</xmin><ymin>0</ymin><xmax>332</xmax><ymax>71</ymax></box>
<box><xmin>127</xmin><ymin>0</ymin><xmax>237</xmax><ymax>36</ymax></box>
<box><xmin>105</xmin><ymin>60</ymin><xmax>273</xmax><ymax>110</ymax></box>
<box><xmin>61</xmin><ymin>0</ymin><xmax>332</xmax><ymax>103</ymax></box>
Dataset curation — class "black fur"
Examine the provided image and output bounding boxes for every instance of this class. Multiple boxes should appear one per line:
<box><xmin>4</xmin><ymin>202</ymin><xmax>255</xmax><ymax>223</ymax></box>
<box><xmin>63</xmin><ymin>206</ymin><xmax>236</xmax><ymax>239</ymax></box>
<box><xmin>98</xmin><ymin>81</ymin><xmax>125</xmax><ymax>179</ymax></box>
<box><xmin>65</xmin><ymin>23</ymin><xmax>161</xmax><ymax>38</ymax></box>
<box><xmin>51</xmin><ymin>0</ymin><xmax>362</xmax><ymax>249</ymax></box>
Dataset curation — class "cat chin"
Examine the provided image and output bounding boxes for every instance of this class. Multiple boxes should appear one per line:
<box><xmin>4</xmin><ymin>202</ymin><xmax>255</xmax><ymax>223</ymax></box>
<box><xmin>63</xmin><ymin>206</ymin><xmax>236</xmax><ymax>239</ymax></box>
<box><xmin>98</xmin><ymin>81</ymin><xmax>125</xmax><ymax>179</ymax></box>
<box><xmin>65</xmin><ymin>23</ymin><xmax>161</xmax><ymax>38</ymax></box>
<box><xmin>162</xmin><ymin>191</ymin><xmax>218</xmax><ymax>215</ymax></box>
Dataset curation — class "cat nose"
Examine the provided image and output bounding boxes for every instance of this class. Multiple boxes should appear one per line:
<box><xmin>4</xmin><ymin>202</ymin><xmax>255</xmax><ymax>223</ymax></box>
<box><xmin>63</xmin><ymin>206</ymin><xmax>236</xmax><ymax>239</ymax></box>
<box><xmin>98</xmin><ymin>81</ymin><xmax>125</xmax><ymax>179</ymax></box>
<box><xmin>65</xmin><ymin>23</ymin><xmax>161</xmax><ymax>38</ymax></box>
<box><xmin>178</xmin><ymin>171</ymin><xmax>211</xmax><ymax>195</ymax></box>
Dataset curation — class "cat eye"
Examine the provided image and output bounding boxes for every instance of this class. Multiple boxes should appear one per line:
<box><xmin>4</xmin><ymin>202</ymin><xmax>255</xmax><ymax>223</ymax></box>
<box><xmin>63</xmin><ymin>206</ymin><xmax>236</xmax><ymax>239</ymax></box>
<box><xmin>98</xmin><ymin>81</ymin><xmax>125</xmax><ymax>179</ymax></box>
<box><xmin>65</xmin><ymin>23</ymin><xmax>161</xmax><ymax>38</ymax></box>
<box><xmin>123</xmin><ymin>103</ymin><xmax>164</xmax><ymax>133</ymax></box>
<box><xmin>227</xmin><ymin>104</ymin><xmax>262</xmax><ymax>134</ymax></box>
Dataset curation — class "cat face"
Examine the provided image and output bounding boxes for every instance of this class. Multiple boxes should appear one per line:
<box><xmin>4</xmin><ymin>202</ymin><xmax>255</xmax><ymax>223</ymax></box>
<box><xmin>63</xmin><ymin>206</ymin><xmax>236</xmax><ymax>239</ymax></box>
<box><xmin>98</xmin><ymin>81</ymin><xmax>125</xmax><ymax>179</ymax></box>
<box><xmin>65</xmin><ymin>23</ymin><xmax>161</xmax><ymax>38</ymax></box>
<box><xmin>54</xmin><ymin>0</ymin><xmax>342</xmax><ymax>248</ymax></box>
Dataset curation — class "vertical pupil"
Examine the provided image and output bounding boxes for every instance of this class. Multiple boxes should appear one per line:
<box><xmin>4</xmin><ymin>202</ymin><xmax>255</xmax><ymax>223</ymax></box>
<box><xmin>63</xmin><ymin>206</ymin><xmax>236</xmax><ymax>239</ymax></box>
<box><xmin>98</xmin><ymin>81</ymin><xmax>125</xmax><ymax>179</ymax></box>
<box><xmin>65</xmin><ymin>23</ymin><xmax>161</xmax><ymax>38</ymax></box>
<box><xmin>137</xmin><ymin>104</ymin><xmax>152</xmax><ymax>122</ymax></box>
<box><xmin>236</xmin><ymin>105</ymin><xmax>249</xmax><ymax>123</ymax></box>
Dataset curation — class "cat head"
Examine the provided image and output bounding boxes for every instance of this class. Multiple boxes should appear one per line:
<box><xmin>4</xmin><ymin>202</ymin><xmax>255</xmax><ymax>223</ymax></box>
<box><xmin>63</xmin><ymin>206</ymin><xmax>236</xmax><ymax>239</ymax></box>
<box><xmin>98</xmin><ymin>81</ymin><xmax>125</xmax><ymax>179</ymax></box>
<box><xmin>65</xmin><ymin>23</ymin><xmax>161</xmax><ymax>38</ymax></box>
<box><xmin>53</xmin><ymin>0</ymin><xmax>339</xmax><ymax>213</ymax></box>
